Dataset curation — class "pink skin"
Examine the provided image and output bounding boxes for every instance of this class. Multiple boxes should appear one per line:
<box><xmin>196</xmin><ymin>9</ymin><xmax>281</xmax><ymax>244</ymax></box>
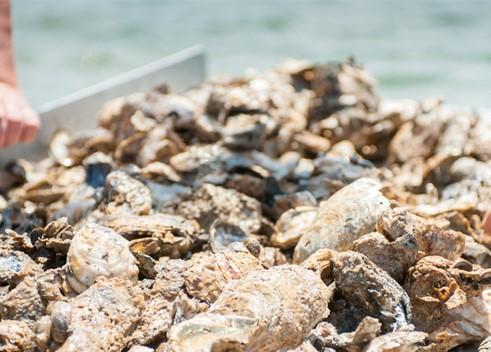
<box><xmin>0</xmin><ymin>0</ymin><xmax>40</xmax><ymax>148</ymax></box>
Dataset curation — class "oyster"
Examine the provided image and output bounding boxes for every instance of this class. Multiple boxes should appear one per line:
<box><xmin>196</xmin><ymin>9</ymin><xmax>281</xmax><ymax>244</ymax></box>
<box><xmin>377</xmin><ymin>208</ymin><xmax>466</xmax><ymax>261</ymax></box>
<box><xmin>208</xmin><ymin>219</ymin><xmax>248</xmax><ymax>251</ymax></box>
<box><xmin>405</xmin><ymin>256</ymin><xmax>491</xmax><ymax>348</ymax></box>
<box><xmin>34</xmin><ymin>217</ymin><xmax>74</xmax><ymax>255</ymax></box>
<box><xmin>128</xmin><ymin>259</ymin><xmax>188</xmax><ymax>346</ymax></box>
<box><xmin>0</xmin><ymin>320</ymin><xmax>36</xmax><ymax>352</ymax></box>
<box><xmin>182</xmin><ymin>247</ymin><xmax>264</xmax><ymax>303</ymax></box>
<box><xmin>363</xmin><ymin>331</ymin><xmax>428</xmax><ymax>352</ymax></box>
<box><xmin>0</xmin><ymin>276</ymin><xmax>45</xmax><ymax>325</ymax></box>
<box><xmin>168</xmin><ymin>265</ymin><xmax>333</xmax><ymax>352</ymax></box>
<box><xmin>177</xmin><ymin>183</ymin><xmax>262</xmax><ymax>234</ymax></box>
<box><xmin>271</xmin><ymin>206</ymin><xmax>317</xmax><ymax>249</ymax></box>
<box><xmin>3</xmin><ymin>58</ymin><xmax>491</xmax><ymax>350</ymax></box>
<box><xmin>293</xmin><ymin>178</ymin><xmax>390</xmax><ymax>263</ymax></box>
<box><xmin>309</xmin><ymin>317</ymin><xmax>381</xmax><ymax>351</ymax></box>
<box><xmin>104</xmin><ymin>213</ymin><xmax>200</xmax><ymax>258</ymax></box>
<box><xmin>102</xmin><ymin>171</ymin><xmax>152</xmax><ymax>215</ymax></box>
<box><xmin>0</xmin><ymin>249</ymin><xmax>39</xmax><ymax>285</ymax></box>
<box><xmin>351</xmin><ymin>231</ymin><xmax>418</xmax><ymax>282</ymax></box>
<box><xmin>332</xmin><ymin>251</ymin><xmax>412</xmax><ymax>332</ymax></box>
<box><xmin>56</xmin><ymin>278</ymin><xmax>143</xmax><ymax>352</ymax></box>
<box><xmin>66</xmin><ymin>223</ymin><xmax>138</xmax><ymax>293</ymax></box>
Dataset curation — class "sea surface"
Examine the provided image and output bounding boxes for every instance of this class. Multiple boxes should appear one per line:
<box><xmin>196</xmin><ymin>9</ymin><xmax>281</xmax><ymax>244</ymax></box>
<box><xmin>11</xmin><ymin>0</ymin><xmax>491</xmax><ymax>108</ymax></box>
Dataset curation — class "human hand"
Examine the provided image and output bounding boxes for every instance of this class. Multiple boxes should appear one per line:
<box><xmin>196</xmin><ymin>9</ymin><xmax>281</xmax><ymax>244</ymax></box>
<box><xmin>0</xmin><ymin>82</ymin><xmax>40</xmax><ymax>147</ymax></box>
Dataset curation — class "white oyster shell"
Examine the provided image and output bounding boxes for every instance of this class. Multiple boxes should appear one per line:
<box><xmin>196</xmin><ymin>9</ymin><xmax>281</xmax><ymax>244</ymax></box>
<box><xmin>293</xmin><ymin>178</ymin><xmax>390</xmax><ymax>263</ymax></box>
<box><xmin>66</xmin><ymin>223</ymin><xmax>139</xmax><ymax>293</ymax></box>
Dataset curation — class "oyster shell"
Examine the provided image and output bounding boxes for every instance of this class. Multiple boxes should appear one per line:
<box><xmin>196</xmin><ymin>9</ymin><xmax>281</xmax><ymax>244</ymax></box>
<box><xmin>363</xmin><ymin>331</ymin><xmax>428</xmax><ymax>352</ymax></box>
<box><xmin>128</xmin><ymin>259</ymin><xmax>188</xmax><ymax>346</ymax></box>
<box><xmin>0</xmin><ymin>320</ymin><xmax>36</xmax><ymax>352</ymax></box>
<box><xmin>209</xmin><ymin>219</ymin><xmax>248</xmax><ymax>251</ymax></box>
<box><xmin>0</xmin><ymin>276</ymin><xmax>45</xmax><ymax>325</ymax></box>
<box><xmin>271</xmin><ymin>206</ymin><xmax>317</xmax><ymax>249</ymax></box>
<box><xmin>177</xmin><ymin>183</ymin><xmax>262</xmax><ymax>234</ymax></box>
<box><xmin>34</xmin><ymin>217</ymin><xmax>74</xmax><ymax>255</ymax></box>
<box><xmin>104</xmin><ymin>213</ymin><xmax>200</xmax><ymax>258</ymax></box>
<box><xmin>377</xmin><ymin>208</ymin><xmax>466</xmax><ymax>261</ymax></box>
<box><xmin>66</xmin><ymin>223</ymin><xmax>138</xmax><ymax>293</ymax></box>
<box><xmin>102</xmin><ymin>171</ymin><xmax>152</xmax><ymax>215</ymax></box>
<box><xmin>351</xmin><ymin>231</ymin><xmax>418</xmax><ymax>283</ymax></box>
<box><xmin>309</xmin><ymin>317</ymin><xmax>381</xmax><ymax>351</ymax></box>
<box><xmin>168</xmin><ymin>265</ymin><xmax>334</xmax><ymax>352</ymax></box>
<box><xmin>182</xmin><ymin>247</ymin><xmax>264</xmax><ymax>303</ymax></box>
<box><xmin>293</xmin><ymin>178</ymin><xmax>390</xmax><ymax>263</ymax></box>
<box><xmin>56</xmin><ymin>278</ymin><xmax>143</xmax><ymax>352</ymax></box>
<box><xmin>3</xmin><ymin>57</ymin><xmax>491</xmax><ymax>351</ymax></box>
<box><xmin>0</xmin><ymin>249</ymin><xmax>39</xmax><ymax>285</ymax></box>
<box><xmin>332</xmin><ymin>251</ymin><xmax>412</xmax><ymax>332</ymax></box>
<box><xmin>405</xmin><ymin>256</ymin><xmax>491</xmax><ymax>348</ymax></box>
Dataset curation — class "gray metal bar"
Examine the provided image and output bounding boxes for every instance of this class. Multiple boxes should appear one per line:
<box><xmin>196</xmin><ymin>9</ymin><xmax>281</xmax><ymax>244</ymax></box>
<box><xmin>0</xmin><ymin>45</ymin><xmax>206</xmax><ymax>164</ymax></box>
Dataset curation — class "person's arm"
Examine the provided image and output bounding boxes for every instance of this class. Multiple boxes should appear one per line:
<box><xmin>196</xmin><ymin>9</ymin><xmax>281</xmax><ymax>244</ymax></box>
<box><xmin>0</xmin><ymin>0</ymin><xmax>39</xmax><ymax>147</ymax></box>
<box><xmin>0</xmin><ymin>0</ymin><xmax>17</xmax><ymax>86</ymax></box>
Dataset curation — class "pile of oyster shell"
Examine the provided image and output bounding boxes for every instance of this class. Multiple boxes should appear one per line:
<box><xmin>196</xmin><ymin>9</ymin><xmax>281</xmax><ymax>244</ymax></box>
<box><xmin>1</xmin><ymin>58</ymin><xmax>491</xmax><ymax>352</ymax></box>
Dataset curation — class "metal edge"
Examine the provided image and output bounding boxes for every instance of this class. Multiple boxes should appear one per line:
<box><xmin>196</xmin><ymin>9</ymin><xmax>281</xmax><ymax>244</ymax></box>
<box><xmin>37</xmin><ymin>45</ymin><xmax>206</xmax><ymax>114</ymax></box>
<box><xmin>0</xmin><ymin>45</ymin><xmax>207</xmax><ymax>165</ymax></box>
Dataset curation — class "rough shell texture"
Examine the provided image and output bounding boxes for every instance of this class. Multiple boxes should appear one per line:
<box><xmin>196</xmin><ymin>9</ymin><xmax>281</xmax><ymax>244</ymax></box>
<box><xmin>35</xmin><ymin>217</ymin><xmax>74</xmax><ymax>255</ymax></box>
<box><xmin>102</xmin><ymin>171</ymin><xmax>152</xmax><ymax>215</ymax></box>
<box><xmin>3</xmin><ymin>59</ymin><xmax>491</xmax><ymax>351</ymax></box>
<box><xmin>332</xmin><ymin>251</ymin><xmax>412</xmax><ymax>333</ymax></box>
<box><xmin>57</xmin><ymin>278</ymin><xmax>143</xmax><ymax>352</ymax></box>
<box><xmin>405</xmin><ymin>256</ymin><xmax>491</xmax><ymax>349</ymax></box>
<box><xmin>66</xmin><ymin>223</ymin><xmax>139</xmax><ymax>293</ymax></box>
<box><xmin>0</xmin><ymin>276</ymin><xmax>45</xmax><ymax>325</ymax></box>
<box><xmin>351</xmin><ymin>231</ymin><xmax>418</xmax><ymax>283</ymax></box>
<box><xmin>105</xmin><ymin>214</ymin><xmax>200</xmax><ymax>258</ymax></box>
<box><xmin>377</xmin><ymin>208</ymin><xmax>466</xmax><ymax>261</ymax></box>
<box><xmin>362</xmin><ymin>331</ymin><xmax>428</xmax><ymax>352</ymax></box>
<box><xmin>183</xmin><ymin>248</ymin><xmax>264</xmax><ymax>303</ymax></box>
<box><xmin>168</xmin><ymin>265</ymin><xmax>333</xmax><ymax>352</ymax></box>
<box><xmin>0</xmin><ymin>320</ymin><xmax>36</xmax><ymax>352</ymax></box>
<box><xmin>309</xmin><ymin>317</ymin><xmax>381</xmax><ymax>351</ymax></box>
<box><xmin>294</xmin><ymin>178</ymin><xmax>390</xmax><ymax>263</ymax></box>
<box><xmin>0</xmin><ymin>249</ymin><xmax>39</xmax><ymax>286</ymax></box>
<box><xmin>128</xmin><ymin>260</ymin><xmax>188</xmax><ymax>346</ymax></box>
<box><xmin>177</xmin><ymin>183</ymin><xmax>262</xmax><ymax>234</ymax></box>
<box><xmin>429</xmin><ymin>288</ymin><xmax>491</xmax><ymax>350</ymax></box>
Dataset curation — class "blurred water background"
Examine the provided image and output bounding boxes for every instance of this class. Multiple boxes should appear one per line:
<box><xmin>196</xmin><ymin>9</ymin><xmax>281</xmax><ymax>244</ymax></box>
<box><xmin>12</xmin><ymin>0</ymin><xmax>491</xmax><ymax>108</ymax></box>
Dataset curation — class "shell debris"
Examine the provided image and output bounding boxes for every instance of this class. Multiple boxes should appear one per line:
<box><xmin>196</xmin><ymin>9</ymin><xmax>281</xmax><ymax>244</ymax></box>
<box><xmin>1</xmin><ymin>58</ymin><xmax>491</xmax><ymax>351</ymax></box>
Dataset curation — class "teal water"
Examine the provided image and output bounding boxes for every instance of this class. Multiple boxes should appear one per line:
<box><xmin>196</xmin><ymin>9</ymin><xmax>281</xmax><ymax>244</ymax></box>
<box><xmin>12</xmin><ymin>0</ymin><xmax>491</xmax><ymax>108</ymax></box>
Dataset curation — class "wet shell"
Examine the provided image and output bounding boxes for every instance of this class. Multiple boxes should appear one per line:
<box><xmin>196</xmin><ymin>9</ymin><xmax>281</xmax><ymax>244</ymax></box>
<box><xmin>66</xmin><ymin>223</ymin><xmax>139</xmax><ymax>293</ymax></box>
<box><xmin>168</xmin><ymin>265</ymin><xmax>333</xmax><ymax>352</ymax></box>
<box><xmin>293</xmin><ymin>178</ymin><xmax>390</xmax><ymax>263</ymax></box>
